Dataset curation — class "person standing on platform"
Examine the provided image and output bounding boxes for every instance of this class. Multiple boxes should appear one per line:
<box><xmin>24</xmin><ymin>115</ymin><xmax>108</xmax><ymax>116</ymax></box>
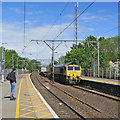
<box><xmin>9</xmin><ymin>68</ymin><xmax>17</xmax><ymax>100</ymax></box>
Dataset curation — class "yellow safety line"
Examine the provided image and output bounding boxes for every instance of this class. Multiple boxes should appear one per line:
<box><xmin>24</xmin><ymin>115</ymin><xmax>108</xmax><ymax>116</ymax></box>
<box><xmin>20</xmin><ymin>103</ymin><xmax>45</xmax><ymax>111</ymax></box>
<box><xmin>16</xmin><ymin>74</ymin><xmax>54</xmax><ymax>119</ymax></box>
<box><xmin>20</xmin><ymin>104</ymin><xmax>33</xmax><ymax>106</ymax></box>
<box><xmin>38</xmin><ymin>113</ymin><xmax>52</xmax><ymax>118</ymax></box>
<box><xmin>20</xmin><ymin>108</ymin><xmax>48</xmax><ymax>117</ymax></box>
<box><xmin>20</xmin><ymin>106</ymin><xmax>33</xmax><ymax>111</ymax></box>
<box><xmin>15</xmin><ymin>75</ymin><xmax>24</xmax><ymax>119</ymax></box>
<box><xmin>20</xmin><ymin>111</ymin><xmax>35</xmax><ymax>116</ymax></box>
<box><xmin>81</xmin><ymin>77</ymin><xmax>120</xmax><ymax>85</ymax></box>
<box><xmin>20</xmin><ymin>114</ymin><xmax>35</xmax><ymax>118</ymax></box>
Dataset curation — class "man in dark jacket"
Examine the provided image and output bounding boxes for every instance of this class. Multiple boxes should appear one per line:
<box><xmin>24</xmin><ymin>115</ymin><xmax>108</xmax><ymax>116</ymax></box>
<box><xmin>10</xmin><ymin>68</ymin><xmax>16</xmax><ymax>100</ymax></box>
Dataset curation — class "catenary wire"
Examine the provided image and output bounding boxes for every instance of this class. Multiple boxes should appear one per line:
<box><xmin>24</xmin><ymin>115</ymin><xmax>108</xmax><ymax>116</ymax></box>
<box><xmin>54</xmin><ymin>0</ymin><xmax>96</xmax><ymax>40</ymax></box>
<box><xmin>97</xmin><ymin>27</ymin><xmax>117</xmax><ymax>37</ymax></box>
<box><xmin>41</xmin><ymin>1</ymin><xmax>71</xmax><ymax>40</ymax></box>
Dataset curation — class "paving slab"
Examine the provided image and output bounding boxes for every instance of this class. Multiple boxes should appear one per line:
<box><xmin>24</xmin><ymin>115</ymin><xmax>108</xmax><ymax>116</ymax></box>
<box><xmin>2</xmin><ymin>75</ymin><xmax>23</xmax><ymax>119</ymax></box>
<box><xmin>1</xmin><ymin>74</ymin><xmax>58</xmax><ymax>119</ymax></box>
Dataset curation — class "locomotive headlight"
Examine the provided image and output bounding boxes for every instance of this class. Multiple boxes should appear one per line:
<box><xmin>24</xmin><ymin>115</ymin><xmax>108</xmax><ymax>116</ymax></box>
<box><xmin>77</xmin><ymin>76</ymin><xmax>79</xmax><ymax>78</ymax></box>
<box><xmin>68</xmin><ymin>74</ymin><xmax>70</xmax><ymax>78</ymax></box>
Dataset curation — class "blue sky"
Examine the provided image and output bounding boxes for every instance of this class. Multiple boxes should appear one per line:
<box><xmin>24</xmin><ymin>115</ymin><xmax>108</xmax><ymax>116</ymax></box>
<box><xmin>2</xmin><ymin>2</ymin><xmax>118</xmax><ymax>62</ymax></box>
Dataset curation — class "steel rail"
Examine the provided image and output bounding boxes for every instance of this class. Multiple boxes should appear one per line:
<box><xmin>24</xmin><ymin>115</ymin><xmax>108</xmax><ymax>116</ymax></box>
<box><xmin>40</xmin><ymin>76</ymin><xmax>114</xmax><ymax>118</ymax></box>
<box><xmin>73</xmin><ymin>85</ymin><xmax>120</xmax><ymax>102</ymax></box>
<box><xmin>35</xmin><ymin>76</ymin><xmax>87</xmax><ymax>120</ymax></box>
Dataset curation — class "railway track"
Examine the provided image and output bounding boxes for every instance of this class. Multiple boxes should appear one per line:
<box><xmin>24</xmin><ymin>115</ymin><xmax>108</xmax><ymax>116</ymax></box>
<box><xmin>35</xmin><ymin>76</ymin><xmax>87</xmax><ymax>120</ymax></box>
<box><xmin>72</xmin><ymin>85</ymin><xmax>120</xmax><ymax>102</ymax></box>
<box><xmin>36</xmin><ymin>74</ymin><xmax>116</xmax><ymax>119</ymax></box>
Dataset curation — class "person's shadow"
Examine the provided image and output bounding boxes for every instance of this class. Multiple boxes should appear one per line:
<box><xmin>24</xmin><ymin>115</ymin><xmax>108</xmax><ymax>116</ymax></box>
<box><xmin>4</xmin><ymin>96</ymin><xmax>10</xmax><ymax>98</ymax></box>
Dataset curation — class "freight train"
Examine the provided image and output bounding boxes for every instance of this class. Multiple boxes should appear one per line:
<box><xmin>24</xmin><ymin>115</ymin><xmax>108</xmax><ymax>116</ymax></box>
<box><xmin>40</xmin><ymin>62</ymin><xmax>81</xmax><ymax>84</ymax></box>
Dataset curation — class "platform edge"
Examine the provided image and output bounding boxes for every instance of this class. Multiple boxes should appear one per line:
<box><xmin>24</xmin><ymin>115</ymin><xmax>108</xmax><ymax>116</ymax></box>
<box><xmin>29</xmin><ymin>74</ymin><xmax>59</xmax><ymax>119</ymax></box>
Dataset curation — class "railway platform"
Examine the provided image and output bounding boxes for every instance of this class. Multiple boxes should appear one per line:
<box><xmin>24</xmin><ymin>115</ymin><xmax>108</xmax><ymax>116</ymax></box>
<box><xmin>1</xmin><ymin>74</ymin><xmax>58</xmax><ymax>119</ymax></box>
<box><xmin>80</xmin><ymin>76</ymin><xmax>120</xmax><ymax>96</ymax></box>
<box><xmin>81</xmin><ymin>76</ymin><xmax>120</xmax><ymax>86</ymax></box>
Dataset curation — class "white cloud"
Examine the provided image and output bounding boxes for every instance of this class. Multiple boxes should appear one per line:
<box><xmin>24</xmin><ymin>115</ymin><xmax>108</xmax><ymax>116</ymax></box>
<box><xmin>65</xmin><ymin>14</ymin><xmax>74</xmax><ymax>19</ymax></box>
<box><xmin>80</xmin><ymin>13</ymin><xmax>108</xmax><ymax>21</ymax></box>
<box><xmin>2</xmin><ymin>22</ymin><xmax>72</xmax><ymax>60</ymax></box>
<box><xmin>34</xmin><ymin>10</ymin><xmax>43</xmax><ymax>14</ymax></box>
<box><xmin>27</xmin><ymin>10</ymin><xmax>43</xmax><ymax>15</ymax></box>
<box><xmin>65</xmin><ymin>13</ymin><xmax>111</xmax><ymax>24</ymax></box>
<box><xmin>9</xmin><ymin>7</ymin><xmax>43</xmax><ymax>15</ymax></box>
<box><xmin>2</xmin><ymin>21</ymin><xmax>96</xmax><ymax>61</ymax></box>
<box><xmin>25</xmin><ymin>20</ymin><xmax>31</xmax><ymax>24</ymax></box>
<box><xmin>97</xmin><ymin>9</ymin><xmax>106</xmax><ymax>13</ymax></box>
<box><xmin>9</xmin><ymin>8</ymin><xmax>24</xmax><ymax>14</ymax></box>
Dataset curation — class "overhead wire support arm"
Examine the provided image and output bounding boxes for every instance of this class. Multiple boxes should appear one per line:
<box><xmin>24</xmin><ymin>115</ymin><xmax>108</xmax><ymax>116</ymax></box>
<box><xmin>22</xmin><ymin>39</ymin><xmax>97</xmax><ymax>83</ymax></box>
<box><xmin>31</xmin><ymin>40</ymin><xmax>96</xmax><ymax>42</ymax></box>
<box><xmin>22</xmin><ymin>40</ymin><xmax>32</xmax><ymax>53</ymax></box>
<box><xmin>43</xmin><ymin>41</ymin><xmax>52</xmax><ymax>50</ymax></box>
<box><xmin>54</xmin><ymin>42</ymin><xmax>63</xmax><ymax>50</ymax></box>
<box><xmin>22</xmin><ymin>39</ymin><xmax>97</xmax><ymax>52</ymax></box>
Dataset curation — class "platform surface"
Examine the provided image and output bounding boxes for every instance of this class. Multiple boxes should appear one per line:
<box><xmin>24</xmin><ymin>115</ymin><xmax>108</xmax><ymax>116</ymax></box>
<box><xmin>81</xmin><ymin>76</ymin><xmax>120</xmax><ymax>86</ymax></box>
<box><xmin>1</xmin><ymin>74</ymin><xmax>58</xmax><ymax>119</ymax></box>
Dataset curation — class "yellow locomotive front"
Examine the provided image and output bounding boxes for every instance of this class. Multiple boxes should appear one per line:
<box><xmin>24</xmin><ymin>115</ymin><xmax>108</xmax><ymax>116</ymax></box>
<box><xmin>66</xmin><ymin>64</ymin><xmax>81</xmax><ymax>84</ymax></box>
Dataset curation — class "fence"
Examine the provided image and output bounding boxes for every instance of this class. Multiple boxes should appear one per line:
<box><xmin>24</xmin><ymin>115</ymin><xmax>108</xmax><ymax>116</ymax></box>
<box><xmin>82</xmin><ymin>67</ymin><xmax>120</xmax><ymax>80</ymax></box>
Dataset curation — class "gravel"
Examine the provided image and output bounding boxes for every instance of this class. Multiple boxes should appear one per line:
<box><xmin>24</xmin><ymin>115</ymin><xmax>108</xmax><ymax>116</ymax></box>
<box><xmin>31</xmin><ymin>72</ymin><xmax>119</xmax><ymax>119</ymax></box>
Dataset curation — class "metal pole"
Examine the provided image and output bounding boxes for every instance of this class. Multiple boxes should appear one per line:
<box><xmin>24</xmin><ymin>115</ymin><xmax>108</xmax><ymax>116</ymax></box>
<box><xmin>52</xmin><ymin>41</ymin><xmax>54</xmax><ymax>83</ymax></box>
<box><xmin>75</xmin><ymin>2</ymin><xmax>78</xmax><ymax>47</ymax></box>
<box><xmin>17</xmin><ymin>57</ymin><xmax>18</xmax><ymax>75</ymax></box>
<box><xmin>12</xmin><ymin>54</ymin><xmax>14</xmax><ymax>68</ymax></box>
<box><xmin>93</xmin><ymin>53</ymin><xmax>95</xmax><ymax>77</ymax></box>
<box><xmin>4</xmin><ymin>49</ymin><xmax>5</xmax><ymax>78</ymax></box>
<box><xmin>97</xmin><ymin>39</ymin><xmax>100</xmax><ymax>77</ymax></box>
<box><xmin>1</xmin><ymin>46</ymin><xmax>4</xmax><ymax>83</ymax></box>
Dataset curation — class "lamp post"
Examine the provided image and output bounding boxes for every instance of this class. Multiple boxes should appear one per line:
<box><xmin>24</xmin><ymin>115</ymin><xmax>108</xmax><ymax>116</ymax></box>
<box><xmin>17</xmin><ymin>57</ymin><xmax>18</xmax><ymax>75</ymax></box>
<box><xmin>1</xmin><ymin>46</ymin><xmax>4</xmax><ymax>83</ymax></box>
<box><xmin>91</xmin><ymin>51</ymin><xmax>96</xmax><ymax>77</ymax></box>
<box><xmin>12</xmin><ymin>54</ymin><xmax>14</xmax><ymax>68</ymax></box>
<box><xmin>1</xmin><ymin>42</ymin><xmax>7</xmax><ymax>83</ymax></box>
<box><xmin>51</xmin><ymin>41</ymin><xmax>54</xmax><ymax>83</ymax></box>
<box><xmin>93</xmin><ymin>52</ymin><xmax>95</xmax><ymax>77</ymax></box>
<box><xmin>97</xmin><ymin>38</ymin><xmax>100</xmax><ymax>77</ymax></box>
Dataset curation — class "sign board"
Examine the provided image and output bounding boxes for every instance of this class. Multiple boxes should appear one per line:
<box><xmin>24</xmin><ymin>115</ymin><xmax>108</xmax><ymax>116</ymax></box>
<box><xmin>22</xmin><ymin>68</ymin><xmax>24</xmax><ymax>71</ymax></box>
<box><xmin>41</xmin><ymin>67</ymin><xmax>47</xmax><ymax>72</ymax></box>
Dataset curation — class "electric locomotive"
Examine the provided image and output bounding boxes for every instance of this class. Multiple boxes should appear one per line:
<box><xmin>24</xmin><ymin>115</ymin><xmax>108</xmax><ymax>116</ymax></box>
<box><xmin>54</xmin><ymin>62</ymin><xmax>81</xmax><ymax>84</ymax></box>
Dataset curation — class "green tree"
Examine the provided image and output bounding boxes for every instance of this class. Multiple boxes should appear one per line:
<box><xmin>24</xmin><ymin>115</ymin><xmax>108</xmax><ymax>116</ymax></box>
<box><xmin>0</xmin><ymin>47</ymin><xmax>41</xmax><ymax>73</ymax></box>
<box><xmin>58</xmin><ymin>56</ymin><xmax>65</xmax><ymax>64</ymax></box>
<box><xmin>64</xmin><ymin>36</ymin><xmax>119</xmax><ymax>69</ymax></box>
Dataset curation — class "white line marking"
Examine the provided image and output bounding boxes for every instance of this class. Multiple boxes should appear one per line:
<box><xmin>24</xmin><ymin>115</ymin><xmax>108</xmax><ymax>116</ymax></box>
<box><xmin>29</xmin><ymin>75</ymin><xmax>59</xmax><ymax>118</ymax></box>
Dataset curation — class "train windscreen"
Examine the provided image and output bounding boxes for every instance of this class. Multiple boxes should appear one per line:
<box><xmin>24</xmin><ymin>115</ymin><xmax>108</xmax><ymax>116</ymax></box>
<box><xmin>75</xmin><ymin>67</ymin><xmax>80</xmax><ymax>71</ymax></box>
<box><xmin>68</xmin><ymin>66</ymin><xmax>73</xmax><ymax>71</ymax></box>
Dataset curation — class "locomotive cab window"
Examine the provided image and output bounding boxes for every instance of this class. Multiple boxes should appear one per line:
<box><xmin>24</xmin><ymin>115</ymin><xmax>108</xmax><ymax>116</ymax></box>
<box><xmin>68</xmin><ymin>66</ymin><xmax>73</xmax><ymax>71</ymax></box>
<box><xmin>75</xmin><ymin>67</ymin><xmax>80</xmax><ymax>71</ymax></box>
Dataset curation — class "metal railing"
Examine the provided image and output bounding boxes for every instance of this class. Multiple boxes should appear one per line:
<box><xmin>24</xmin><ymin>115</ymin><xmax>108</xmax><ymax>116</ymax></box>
<box><xmin>82</xmin><ymin>67</ymin><xmax>120</xmax><ymax>80</ymax></box>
